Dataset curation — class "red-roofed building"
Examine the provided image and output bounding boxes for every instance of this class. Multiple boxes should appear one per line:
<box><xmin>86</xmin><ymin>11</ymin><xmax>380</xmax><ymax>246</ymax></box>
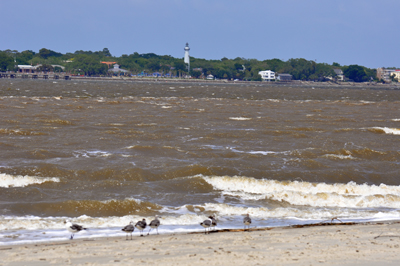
<box><xmin>101</xmin><ymin>62</ymin><xmax>117</xmax><ymax>68</ymax></box>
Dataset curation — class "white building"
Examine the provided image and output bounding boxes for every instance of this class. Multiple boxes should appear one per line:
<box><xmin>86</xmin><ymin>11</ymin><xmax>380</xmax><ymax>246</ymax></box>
<box><xmin>391</xmin><ymin>70</ymin><xmax>400</xmax><ymax>82</ymax></box>
<box><xmin>18</xmin><ymin>65</ymin><xmax>37</xmax><ymax>73</ymax></box>
<box><xmin>17</xmin><ymin>64</ymin><xmax>65</xmax><ymax>73</ymax></box>
<box><xmin>333</xmin><ymin>69</ymin><xmax>344</xmax><ymax>81</ymax></box>
<box><xmin>108</xmin><ymin>64</ymin><xmax>128</xmax><ymax>74</ymax></box>
<box><xmin>258</xmin><ymin>70</ymin><xmax>275</xmax><ymax>81</ymax></box>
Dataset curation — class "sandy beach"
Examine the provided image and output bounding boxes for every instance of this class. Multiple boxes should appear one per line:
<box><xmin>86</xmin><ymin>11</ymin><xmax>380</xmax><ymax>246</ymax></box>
<box><xmin>2</xmin><ymin>221</ymin><xmax>400</xmax><ymax>265</ymax></box>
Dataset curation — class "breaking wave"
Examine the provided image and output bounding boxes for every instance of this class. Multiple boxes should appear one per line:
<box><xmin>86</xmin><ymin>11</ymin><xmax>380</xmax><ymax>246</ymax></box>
<box><xmin>199</xmin><ymin>175</ymin><xmax>400</xmax><ymax>209</ymax></box>
<box><xmin>229</xmin><ymin>117</ymin><xmax>252</xmax><ymax>121</ymax></box>
<box><xmin>0</xmin><ymin>173</ymin><xmax>60</xmax><ymax>188</ymax></box>
<box><xmin>367</xmin><ymin>127</ymin><xmax>400</xmax><ymax>135</ymax></box>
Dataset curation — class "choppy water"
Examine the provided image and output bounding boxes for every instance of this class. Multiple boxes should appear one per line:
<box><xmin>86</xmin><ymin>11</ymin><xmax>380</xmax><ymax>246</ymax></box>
<box><xmin>1</xmin><ymin>79</ymin><xmax>400</xmax><ymax>245</ymax></box>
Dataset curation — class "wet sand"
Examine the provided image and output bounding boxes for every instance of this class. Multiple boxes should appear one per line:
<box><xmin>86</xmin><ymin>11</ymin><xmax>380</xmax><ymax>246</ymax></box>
<box><xmin>2</xmin><ymin>222</ymin><xmax>400</xmax><ymax>265</ymax></box>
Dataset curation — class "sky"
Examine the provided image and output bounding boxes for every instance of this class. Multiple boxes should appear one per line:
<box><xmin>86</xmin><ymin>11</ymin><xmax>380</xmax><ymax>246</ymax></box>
<box><xmin>1</xmin><ymin>0</ymin><xmax>399</xmax><ymax>69</ymax></box>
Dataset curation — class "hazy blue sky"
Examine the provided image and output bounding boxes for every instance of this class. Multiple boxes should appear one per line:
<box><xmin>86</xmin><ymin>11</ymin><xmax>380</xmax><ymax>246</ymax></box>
<box><xmin>1</xmin><ymin>0</ymin><xmax>398</xmax><ymax>68</ymax></box>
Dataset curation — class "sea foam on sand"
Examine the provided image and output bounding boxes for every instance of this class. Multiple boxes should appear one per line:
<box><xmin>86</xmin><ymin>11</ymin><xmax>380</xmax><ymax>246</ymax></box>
<box><xmin>1</xmin><ymin>222</ymin><xmax>400</xmax><ymax>265</ymax></box>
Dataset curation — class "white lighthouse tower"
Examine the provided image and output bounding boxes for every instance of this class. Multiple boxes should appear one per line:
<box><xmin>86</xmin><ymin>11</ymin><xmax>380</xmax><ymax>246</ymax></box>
<box><xmin>184</xmin><ymin>42</ymin><xmax>190</xmax><ymax>72</ymax></box>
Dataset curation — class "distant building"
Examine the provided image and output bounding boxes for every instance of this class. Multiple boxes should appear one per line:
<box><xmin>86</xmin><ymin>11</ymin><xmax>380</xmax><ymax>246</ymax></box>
<box><xmin>377</xmin><ymin>68</ymin><xmax>400</xmax><ymax>82</ymax></box>
<box><xmin>17</xmin><ymin>64</ymin><xmax>65</xmax><ymax>73</ymax></box>
<box><xmin>17</xmin><ymin>65</ymin><xmax>37</xmax><ymax>73</ymax></box>
<box><xmin>277</xmin><ymin>73</ymin><xmax>292</xmax><ymax>81</ymax></box>
<box><xmin>258</xmin><ymin>70</ymin><xmax>275</xmax><ymax>81</ymax></box>
<box><xmin>333</xmin><ymin>69</ymin><xmax>344</xmax><ymax>81</ymax></box>
<box><xmin>101</xmin><ymin>61</ymin><xmax>117</xmax><ymax>68</ymax></box>
<box><xmin>206</xmin><ymin>74</ymin><xmax>214</xmax><ymax>80</ymax></box>
<box><xmin>391</xmin><ymin>70</ymin><xmax>400</xmax><ymax>82</ymax></box>
<box><xmin>108</xmin><ymin>64</ymin><xmax>128</xmax><ymax>74</ymax></box>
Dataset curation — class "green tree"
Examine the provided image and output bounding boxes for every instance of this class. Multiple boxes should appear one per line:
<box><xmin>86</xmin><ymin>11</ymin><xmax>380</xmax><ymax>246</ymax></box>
<box><xmin>36</xmin><ymin>64</ymin><xmax>54</xmax><ymax>72</ymax></box>
<box><xmin>160</xmin><ymin>65</ymin><xmax>171</xmax><ymax>75</ymax></box>
<box><xmin>102</xmin><ymin>48</ymin><xmax>111</xmax><ymax>57</ymax></box>
<box><xmin>16</xmin><ymin>50</ymin><xmax>35</xmax><ymax>65</ymax></box>
<box><xmin>174</xmin><ymin>61</ymin><xmax>186</xmax><ymax>72</ymax></box>
<box><xmin>252</xmin><ymin>72</ymin><xmax>262</xmax><ymax>81</ymax></box>
<box><xmin>234</xmin><ymin>62</ymin><xmax>244</xmax><ymax>71</ymax></box>
<box><xmin>191</xmin><ymin>70</ymin><xmax>202</xmax><ymax>78</ymax></box>
<box><xmin>39</xmin><ymin>48</ymin><xmax>62</xmax><ymax>59</ymax></box>
<box><xmin>147</xmin><ymin>60</ymin><xmax>161</xmax><ymax>72</ymax></box>
<box><xmin>67</xmin><ymin>54</ymin><xmax>108</xmax><ymax>76</ymax></box>
<box><xmin>0</xmin><ymin>51</ymin><xmax>14</xmax><ymax>71</ymax></box>
<box><xmin>343</xmin><ymin>65</ymin><xmax>368</xmax><ymax>82</ymax></box>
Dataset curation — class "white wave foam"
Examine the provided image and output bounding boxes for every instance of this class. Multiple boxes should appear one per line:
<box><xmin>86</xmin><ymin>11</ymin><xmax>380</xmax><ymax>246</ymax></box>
<box><xmin>73</xmin><ymin>150</ymin><xmax>112</xmax><ymax>158</ymax></box>
<box><xmin>229</xmin><ymin>117</ymin><xmax>252</xmax><ymax>121</ymax></box>
<box><xmin>371</xmin><ymin>127</ymin><xmax>400</xmax><ymax>135</ymax></box>
<box><xmin>199</xmin><ymin>203</ymin><xmax>400</xmax><ymax>221</ymax></box>
<box><xmin>200</xmin><ymin>175</ymin><xmax>400</xmax><ymax>209</ymax></box>
<box><xmin>0</xmin><ymin>173</ymin><xmax>60</xmax><ymax>188</ymax></box>
<box><xmin>322</xmin><ymin>154</ymin><xmax>356</xmax><ymax>160</ymax></box>
<box><xmin>248</xmin><ymin>151</ymin><xmax>276</xmax><ymax>155</ymax></box>
<box><xmin>2</xmin><ymin>210</ymin><xmax>400</xmax><ymax>246</ymax></box>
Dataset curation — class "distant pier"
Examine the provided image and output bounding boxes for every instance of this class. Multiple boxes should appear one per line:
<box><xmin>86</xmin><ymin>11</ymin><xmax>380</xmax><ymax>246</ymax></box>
<box><xmin>0</xmin><ymin>73</ymin><xmax>70</xmax><ymax>80</ymax></box>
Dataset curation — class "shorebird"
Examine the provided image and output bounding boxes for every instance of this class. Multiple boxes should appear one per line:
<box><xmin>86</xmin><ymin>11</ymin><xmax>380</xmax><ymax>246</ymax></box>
<box><xmin>243</xmin><ymin>214</ymin><xmax>252</xmax><ymax>231</ymax></box>
<box><xmin>200</xmin><ymin>217</ymin><xmax>212</xmax><ymax>234</ymax></box>
<box><xmin>135</xmin><ymin>218</ymin><xmax>147</xmax><ymax>236</ymax></box>
<box><xmin>147</xmin><ymin>215</ymin><xmax>161</xmax><ymax>235</ymax></box>
<box><xmin>209</xmin><ymin>215</ymin><xmax>217</xmax><ymax>231</ymax></box>
<box><xmin>64</xmin><ymin>220</ymin><xmax>87</xmax><ymax>240</ymax></box>
<box><xmin>122</xmin><ymin>221</ymin><xmax>135</xmax><ymax>240</ymax></box>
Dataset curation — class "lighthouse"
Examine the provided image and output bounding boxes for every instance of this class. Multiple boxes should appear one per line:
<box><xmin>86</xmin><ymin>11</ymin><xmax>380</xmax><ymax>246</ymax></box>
<box><xmin>184</xmin><ymin>42</ymin><xmax>190</xmax><ymax>72</ymax></box>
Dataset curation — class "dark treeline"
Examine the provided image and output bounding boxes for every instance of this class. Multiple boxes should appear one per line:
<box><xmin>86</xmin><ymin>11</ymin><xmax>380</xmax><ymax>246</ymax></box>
<box><xmin>0</xmin><ymin>48</ymin><xmax>377</xmax><ymax>82</ymax></box>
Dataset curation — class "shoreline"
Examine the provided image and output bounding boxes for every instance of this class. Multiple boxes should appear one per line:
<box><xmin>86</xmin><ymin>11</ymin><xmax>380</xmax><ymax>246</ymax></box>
<box><xmin>2</xmin><ymin>220</ymin><xmax>400</xmax><ymax>265</ymax></box>
<box><xmin>2</xmin><ymin>75</ymin><xmax>400</xmax><ymax>90</ymax></box>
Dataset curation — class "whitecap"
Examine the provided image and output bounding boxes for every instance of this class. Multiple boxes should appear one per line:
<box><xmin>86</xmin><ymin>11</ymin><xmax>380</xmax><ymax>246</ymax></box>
<box><xmin>199</xmin><ymin>175</ymin><xmax>400</xmax><ymax>209</ymax></box>
<box><xmin>371</xmin><ymin>127</ymin><xmax>400</xmax><ymax>135</ymax></box>
<box><xmin>229</xmin><ymin>117</ymin><xmax>252</xmax><ymax>121</ymax></box>
<box><xmin>0</xmin><ymin>173</ymin><xmax>60</xmax><ymax>188</ymax></box>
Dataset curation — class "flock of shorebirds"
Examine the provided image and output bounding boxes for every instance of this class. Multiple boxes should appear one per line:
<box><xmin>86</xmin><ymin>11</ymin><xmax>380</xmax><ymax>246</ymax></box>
<box><xmin>64</xmin><ymin>214</ymin><xmax>252</xmax><ymax>240</ymax></box>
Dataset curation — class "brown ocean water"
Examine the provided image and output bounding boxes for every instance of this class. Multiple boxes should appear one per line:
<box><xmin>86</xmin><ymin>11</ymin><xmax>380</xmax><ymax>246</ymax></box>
<box><xmin>1</xmin><ymin>79</ymin><xmax>400</xmax><ymax>243</ymax></box>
